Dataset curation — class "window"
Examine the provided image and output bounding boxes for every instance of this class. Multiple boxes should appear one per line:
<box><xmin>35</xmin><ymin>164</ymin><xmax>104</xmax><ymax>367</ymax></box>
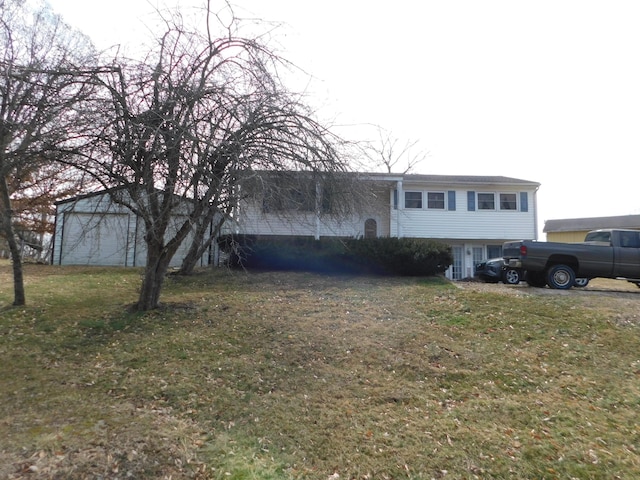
<box><xmin>427</xmin><ymin>192</ymin><xmax>445</xmax><ymax>209</ymax></box>
<box><xmin>470</xmin><ymin>191</ymin><xmax>527</xmax><ymax>212</ymax></box>
<box><xmin>320</xmin><ymin>186</ymin><xmax>334</xmax><ymax>214</ymax></box>
<box><xmin>585</xmin><ymin>231</ymin><xmax>611</xmax><ymax>244</ymax></box>
<box><xmin>405</xmin><ymin>191</ymin><xmax>423</xmax><ymax>209</ymax></box>
<box><xmin>262</xmin><ymin>182</ymin><xmax>315</xmax><ymax>213</ymax></box>
<box><xmin>619</xmin><ymin>231</ymin><xmax>640</xmax><ymax>248</ymax></box>
<box><xmin>477</xmin><ymin>193</ymin><xmax>495</xmax><ymax>210</ymax></box>
<box><xmin>500</xmin><ymin>193</ymin><xmax>517</xmax><ymax>210</ymax></box>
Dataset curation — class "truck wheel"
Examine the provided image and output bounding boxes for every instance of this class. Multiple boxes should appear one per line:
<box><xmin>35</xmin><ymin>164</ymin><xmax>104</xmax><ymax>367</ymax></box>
<box><xmin>502</xmin><ymin>268</ymin><xmax>521</xmax><ymax>285</ymax></box>
<box><xmin>526</xmin><ymin>271</ymin><xmax>547</xmax><ymax>288</ymax></box>
<box><xmin>574</xmin><ymin>277</ymin><xmax>589</xmax><ymax>288</ymax></box>
<box><xmin>547</xmin><ymin>264</ymin><xmax>576</xmax><ymax>289</ymax></box>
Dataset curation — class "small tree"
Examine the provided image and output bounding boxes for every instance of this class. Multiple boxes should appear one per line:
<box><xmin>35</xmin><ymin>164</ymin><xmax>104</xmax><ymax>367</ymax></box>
<box><xmin>81</xmin><ymin>4</ymin><xmax>353</xmax><ymax>310</ymax></box>
<box><xmin>0</xmin><ymin>0</ymin><xmax>96</xmax><ymax>305</ymax></box>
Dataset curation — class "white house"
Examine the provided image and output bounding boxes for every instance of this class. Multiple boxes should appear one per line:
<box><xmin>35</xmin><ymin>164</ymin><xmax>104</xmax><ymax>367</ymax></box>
<box><xmin>234</xmin><ymin>173</ymin><xmax>540</xmax><ymax>280</ymax></box>
<box><xmin>52</xmin><ymin>190</ymin><xmax>213</xmax><ymax>268</ymax></box>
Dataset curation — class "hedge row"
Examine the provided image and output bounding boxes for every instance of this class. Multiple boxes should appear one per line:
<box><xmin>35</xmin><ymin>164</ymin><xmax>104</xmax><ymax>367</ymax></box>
<box><xmin>218</xmin><ymin>235</ymin><xmax>452</xmax><ymax>276</ymax></box>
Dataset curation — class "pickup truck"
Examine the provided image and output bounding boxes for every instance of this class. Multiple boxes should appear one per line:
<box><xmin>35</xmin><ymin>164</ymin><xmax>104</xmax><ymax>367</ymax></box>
<box><xmin>503</xmin><ymin>229</ymin><xmax>640</xmax><ymax>289</ymax></box>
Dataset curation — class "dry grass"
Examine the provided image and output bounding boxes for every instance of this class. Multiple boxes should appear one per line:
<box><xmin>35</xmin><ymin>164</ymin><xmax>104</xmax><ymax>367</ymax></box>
<box><xmin>1</xmin><ymin>264</ymin><xmax>640</xmax><ymax>479</ymax></box>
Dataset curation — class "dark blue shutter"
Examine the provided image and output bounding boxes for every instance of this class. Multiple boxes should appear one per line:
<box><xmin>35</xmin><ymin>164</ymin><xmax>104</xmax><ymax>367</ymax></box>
<box><xmin>520</xmin><ymin>192</ymin><xmax>528</xmax><ymax>212</ymax></box>
<box><xmin>467</xmin><ymin>191</ymin><xmax>476</xmax><ymax>211</ymax></box>
<box><xmin>448</xmin><ymin>190</ymin><xmax>456</xmax><ymax>211</ymax></box>
<box><xmin>393</xmin><ymin>189</ymin><xmax>398</xmax><ymax>210</ymax></box>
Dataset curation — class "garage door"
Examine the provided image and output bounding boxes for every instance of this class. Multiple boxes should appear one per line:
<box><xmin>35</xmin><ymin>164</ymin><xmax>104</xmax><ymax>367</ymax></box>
<box><xmin>60</xmin><ymin>213</ymin><xmax>130</xmax><ymax>266</ymax></box>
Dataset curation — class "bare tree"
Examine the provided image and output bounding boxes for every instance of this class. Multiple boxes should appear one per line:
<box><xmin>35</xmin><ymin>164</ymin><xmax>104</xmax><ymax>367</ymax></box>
<box><xmin>0</xmin><ymin>0</ymin><xmax>97</xmax><ymax>305</ymax></box>
<box><xmin>80</xmin><ymin>4</ymin><xmax>353</xmax><ymax>310</ymax></box>
<box><xmin>367</xmin><ymin>127</ymin><xmax>429</xmax><ymax>174</ymax></box>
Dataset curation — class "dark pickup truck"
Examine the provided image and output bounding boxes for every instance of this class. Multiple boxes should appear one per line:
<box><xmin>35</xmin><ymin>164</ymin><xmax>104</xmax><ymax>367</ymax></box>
<box><xmin>503</xmin><ymin>229</ymin><xmax>640</xmax><ymax>289</ymax></box>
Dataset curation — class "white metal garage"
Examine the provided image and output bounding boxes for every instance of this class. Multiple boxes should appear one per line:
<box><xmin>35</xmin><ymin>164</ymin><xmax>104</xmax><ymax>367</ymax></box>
<box><xmin>52</xmin><ymin>190</ymin><xmax>213</xmax><ymax>267</ymax></box>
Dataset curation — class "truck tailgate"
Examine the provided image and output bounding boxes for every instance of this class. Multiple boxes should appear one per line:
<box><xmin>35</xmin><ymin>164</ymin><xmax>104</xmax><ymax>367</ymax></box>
<box><xmin>503</xmin><ymin>241</ymin><xmax>524</xmax><ymax>259</ymax></box>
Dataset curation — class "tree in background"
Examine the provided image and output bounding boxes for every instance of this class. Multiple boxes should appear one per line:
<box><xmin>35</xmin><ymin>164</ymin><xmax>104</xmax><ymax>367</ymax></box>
<box><xmin>80</xmin><ymin>3</ymin><xmax>353</xmax><ymax>310</ymax></box>
<box><xmin>0</xmin><ymin>0</ymin><xmax>97</xmax><ymax>305</ymax></box>
<box><xmin>8</xmin><ymin>162</ymin><xmax>85</xmax><ymax>261</ymax></box>
<box><xmin>366</xmin><ymin>127</ymin><xmax>429</xmax><ymax>174</ymax></box>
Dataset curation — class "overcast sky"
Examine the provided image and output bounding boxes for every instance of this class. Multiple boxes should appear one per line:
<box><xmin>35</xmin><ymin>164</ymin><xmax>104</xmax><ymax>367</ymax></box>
<box><xmin>48</xmin><ymin>0</ymin><xmax>640</xmax><ymax>237</ymax></box>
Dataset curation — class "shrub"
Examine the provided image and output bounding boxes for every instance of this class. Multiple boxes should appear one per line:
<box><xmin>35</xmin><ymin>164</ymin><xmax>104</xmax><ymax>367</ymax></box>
<box><xmin>218</xmin><ymin>235</ymin><xmax>452</xmax><ymax>276</ymax></box>
<box><xmin>344</xmin><ymin>237</ymin><xmax>452</xmax><ymax>276</ymax></box>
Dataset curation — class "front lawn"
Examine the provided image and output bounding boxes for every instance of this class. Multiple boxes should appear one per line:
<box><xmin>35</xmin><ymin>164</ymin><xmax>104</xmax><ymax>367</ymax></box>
<box><xmin>1</xmin><ymin>265</ymin><xmax>639</xmax><ymax>478</ymax></box>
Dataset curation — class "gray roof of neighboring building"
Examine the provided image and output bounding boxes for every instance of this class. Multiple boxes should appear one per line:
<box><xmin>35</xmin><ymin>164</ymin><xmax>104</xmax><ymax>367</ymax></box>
<box><xmin>544</xmin><ymin>214</ymin><xmax>640</xmax><ymax>233</ymax></box>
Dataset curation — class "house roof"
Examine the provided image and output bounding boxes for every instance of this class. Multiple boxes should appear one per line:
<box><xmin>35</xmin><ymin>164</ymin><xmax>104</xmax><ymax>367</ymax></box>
<box><xmin>58</xmin><ymin>173</ymin><xmax>540</xmax><ymax>207</ymax></box>
<box><xmin>363</xmin><ymin>172</ymin><xmax>540</xmax><ymax>187</ymax></box>
<box><xmin>544</xmin><ymin>214</ymin><xmax>640</xmax><ymax>233</ymax></box>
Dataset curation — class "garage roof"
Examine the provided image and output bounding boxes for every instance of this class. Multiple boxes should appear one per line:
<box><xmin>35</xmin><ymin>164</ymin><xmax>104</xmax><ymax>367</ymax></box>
<box><xmin>544</xmin><ymin>214</ymin><xmax>640</xmax><ymax>233</ymax></box>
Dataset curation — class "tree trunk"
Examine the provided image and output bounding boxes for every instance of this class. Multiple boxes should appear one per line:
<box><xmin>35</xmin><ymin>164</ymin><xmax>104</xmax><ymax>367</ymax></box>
<box><xmin>0</xmin><ymin>175</ymin><xmax>26</xmax><ymax>306</ymax></box>
<box><xmin>177</xmin><ymin>238</ymin><xmax>208</xmax><ymax>276</ymax></box>
<box><xmin>136</xmin><ymin>207</ymin><xmax>197</xmax><ymax>310</ymax></box>
<box><xmin>137</xmin><ymin>242</ymin><xmax>170</xmax><ymax>311</ymax></box>
<box><xmin>177</xmin><ymin>208</ymin><xmax>217</xmax><ymax>275</ymax></box>
<box><xmin>7</xmin><ymin>233</ymin><xmax>26</xmax><ymax>306</ymax></box>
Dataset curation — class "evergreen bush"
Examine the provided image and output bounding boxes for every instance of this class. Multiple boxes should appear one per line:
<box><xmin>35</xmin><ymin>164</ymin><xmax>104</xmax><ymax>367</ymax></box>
<box><xmin>218</xmin><ymin>235</ymin><xmax>452</xmax><ymax>276</ymax></box>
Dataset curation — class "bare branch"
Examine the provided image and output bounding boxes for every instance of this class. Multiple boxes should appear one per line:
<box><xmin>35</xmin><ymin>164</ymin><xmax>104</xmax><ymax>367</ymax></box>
<box><xmin>366</xmin><ymin>126</ymin><xmax>429</xmax><ymax>174</ymax></box>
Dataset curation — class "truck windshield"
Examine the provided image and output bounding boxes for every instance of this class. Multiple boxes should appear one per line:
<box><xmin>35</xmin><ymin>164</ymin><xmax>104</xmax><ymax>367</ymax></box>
<box><xmin>584</xmin><ymin>231</ymin><xmax>611</xmax><ymax>243</ymax></box>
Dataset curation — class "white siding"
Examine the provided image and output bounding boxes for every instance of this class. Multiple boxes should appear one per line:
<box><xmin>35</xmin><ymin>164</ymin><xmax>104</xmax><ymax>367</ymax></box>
<box><xmin>236</xmin><ymin>209</ymin><xmax>366</xmax><ymax>238</ymax></box>
<box><xmin>391</xmin><ymin>208</ymin><xmax>536</xmax><ymax>239</ymax></box>
<box><xmin>391</xmin><ymin>189</ymin><xmax>536</xmax><ymax>240</ymax></box>
<box><xmin>237</xmin><ymin>209</ymin><xmax>318</xmax><ymax>236</ymax></box>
